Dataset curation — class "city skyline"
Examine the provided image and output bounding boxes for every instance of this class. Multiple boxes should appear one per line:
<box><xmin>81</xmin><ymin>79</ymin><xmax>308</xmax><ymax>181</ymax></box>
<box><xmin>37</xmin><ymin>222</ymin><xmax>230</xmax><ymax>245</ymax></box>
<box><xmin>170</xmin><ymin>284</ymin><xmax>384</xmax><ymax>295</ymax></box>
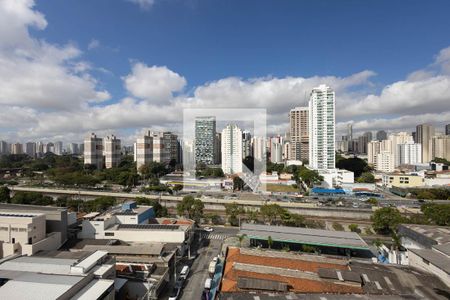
<box><xmin>0</xmin><ymin>1</ymin><xmax>450</xmax><ymax>143</ymax></box>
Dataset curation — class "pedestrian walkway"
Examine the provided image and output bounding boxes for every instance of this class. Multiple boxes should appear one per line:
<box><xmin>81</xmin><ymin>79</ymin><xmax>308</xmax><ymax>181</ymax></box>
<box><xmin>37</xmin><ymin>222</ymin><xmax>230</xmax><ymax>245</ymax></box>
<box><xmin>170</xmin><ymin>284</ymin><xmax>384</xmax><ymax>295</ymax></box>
<box><xmin>200</xmin><ymin>232</ymin><xmax>234</xmax><ymax>240</ymax></box>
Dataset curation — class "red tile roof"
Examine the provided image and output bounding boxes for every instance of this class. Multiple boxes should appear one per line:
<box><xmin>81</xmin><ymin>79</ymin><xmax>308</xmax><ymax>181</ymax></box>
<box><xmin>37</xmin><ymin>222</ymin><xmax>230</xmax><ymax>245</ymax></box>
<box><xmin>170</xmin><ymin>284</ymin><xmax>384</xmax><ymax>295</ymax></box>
<box><xmin>221</xmin><ymin>248</ymin><xmax>363</xmax><ymax>294</ymax></box>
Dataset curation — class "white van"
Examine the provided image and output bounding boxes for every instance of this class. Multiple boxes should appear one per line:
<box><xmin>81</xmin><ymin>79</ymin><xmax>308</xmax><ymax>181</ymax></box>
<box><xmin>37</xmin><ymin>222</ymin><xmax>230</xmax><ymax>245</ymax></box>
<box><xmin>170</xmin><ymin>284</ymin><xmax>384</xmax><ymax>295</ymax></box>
<box><xmin>204</xmin><ymin>278</ymin><xmax>212</xmax><ymax>290</ymax></box>
<box><xmin>180</xmin><ymin>265</ymin><xmax>190</xmax><ymax>279</ymax></box>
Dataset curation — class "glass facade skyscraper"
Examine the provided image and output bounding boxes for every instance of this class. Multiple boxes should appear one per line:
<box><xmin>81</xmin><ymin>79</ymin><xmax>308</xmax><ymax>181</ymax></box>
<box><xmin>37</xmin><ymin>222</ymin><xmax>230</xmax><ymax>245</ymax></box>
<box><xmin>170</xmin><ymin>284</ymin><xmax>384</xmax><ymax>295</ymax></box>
<box><xmin>195</xmin><ymin>116</ymin><xmax>216</xmax><ymax>165</ymax></box>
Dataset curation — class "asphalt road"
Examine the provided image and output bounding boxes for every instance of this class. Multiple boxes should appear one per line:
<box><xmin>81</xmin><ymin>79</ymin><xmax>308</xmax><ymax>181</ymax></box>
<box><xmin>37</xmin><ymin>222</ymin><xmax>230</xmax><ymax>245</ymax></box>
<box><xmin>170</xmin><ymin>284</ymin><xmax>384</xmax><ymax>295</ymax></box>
<box><xmin>180</xmin><ymin>232</ymin><xmax>225</xmax><ymax>300</ymax></box>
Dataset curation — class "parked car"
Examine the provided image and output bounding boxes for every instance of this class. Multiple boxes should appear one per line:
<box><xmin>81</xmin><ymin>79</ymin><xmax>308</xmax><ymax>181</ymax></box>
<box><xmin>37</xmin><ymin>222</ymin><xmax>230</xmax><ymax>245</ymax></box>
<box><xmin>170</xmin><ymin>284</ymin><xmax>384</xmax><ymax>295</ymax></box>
<box><xmin>168</xmin><ymin>287</ymin><xmax>180</xmax><ymax>300</ymax></box>
<box><xmin>179</xmin><ymin>265</ymin><xmax>190</xmax><ymax>280</ymax></box>
<box><xmin>204</xmin><ymin>278</ymin><xmax>212</xmax><ymax>290</ymax></box>
<box><xmin>208</xmin><ymin>260</ymin><xmax>217</xmax><ymax>275</ymax></box>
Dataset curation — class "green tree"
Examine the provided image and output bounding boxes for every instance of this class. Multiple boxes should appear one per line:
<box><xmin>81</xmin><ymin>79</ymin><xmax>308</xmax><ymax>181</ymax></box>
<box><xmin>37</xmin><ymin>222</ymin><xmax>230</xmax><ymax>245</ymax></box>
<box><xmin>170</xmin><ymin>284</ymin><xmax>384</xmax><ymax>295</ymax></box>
<box><xmin>364</xmin><ymin>227</ymin><xmax>374</xmax><ymax>235</ymax></box>
<box><xmin>301</xmin><ymin>245</ymin><xmax>316</xmax><ymax>253</ymax></box>
<box><xmin>348</xmin><ymin>223</ymin><xmax>361</xmax><ymax>233</ymax></box>
<box><xmin>238</xmin><ymin>234</ymin><xmax>247</xmax><ymax>247</ymax></box>
<box><xmin>336</xmin><ymin>156</ymin><xmax>370</xmax><ymax>177</ymax></box>
<box><xmin>267</xmin><ymin>235</ymin><xmax>273</xmax><ymax>249</ymax></box>
<box><xmin>210</xmin><ymin>214</ymin><xmax>221</xmax><ymax>225</ymax></box>
<box><xmin>139</xmin><ymin>161</ymin><xmax>167</xmax><ymax>178</ymax></box>
<box><xmin>282</xmin><ymin>213</ymin><xmax>306</xmax><ymax>227</ymax></box>
<box><xmin>297</xmin><ymin>167</ymin><xmax>323</xmax><ymax>187</ymax></box>
<box><xmin>371</xmin><ymin>207</ymin><xmax>403</xmax><ymax>235</ymax></box>
<box><xmin>246</xmin><ymin>209</ymin><xmax>259</xmax><ymax>223</ymax></box>
<box><xmin>233</xmin><ymin>177</ymin><xmax>245</xmax><ymax>191</ymax></box>
<box><xmin>0</xmin><ymin>186</ymin><xmax>10</xmax><ymax>203</ymax></box>
<box><xmin>55</xmin><ymin>196</ymin><xmax>69</xmax><ymax>207</ymax></box>
<box><xmin>11</xmin><ymin>192</ymin><xmax>53</xmax><ymax>206</ymax></box>
<box><xmin>357</xmin><ymin>172</ymin><xmax>375</xmax><ymax>183</ymax></box>
<box><xmin>225</xmin><ymin>202</ymin><xmax>245</xmax><ymax>226</ymax></box>
<box><xmin>421</xmin><ymin>203</ymin><xmax>450</xmax><ymax>226</ymax></box>
<box><xmin>176</xmin><ymin>195</ymin><xmax>204</xmax><ymax>222</ymax></box>
<box><xmin>260</xmin><ymin>203</ymin><xmax>285</xmax><ymax>225</ymax></box>
<box><xmin>373</xmin><ymin>239</ymin><xmax>383</xmax><ymax>248</ymax></box>
<box><xmin>367</xmin><ymin>198</ymin><xmax>378</xmax><ymax>206</ymax></box>
<box><xmin>332</xmin><ymin>222</ymin><xmax>344</xmax><ymax>231</ymax></box>
<box><xmin>432</xmin><ymin>157</ymin><xmax>450</xmax><ymax>165</ymax></box>
<box><xmin>92</xmin><ymin>196</ymin><xmax>116</xmax><ymax>211</ymax></box>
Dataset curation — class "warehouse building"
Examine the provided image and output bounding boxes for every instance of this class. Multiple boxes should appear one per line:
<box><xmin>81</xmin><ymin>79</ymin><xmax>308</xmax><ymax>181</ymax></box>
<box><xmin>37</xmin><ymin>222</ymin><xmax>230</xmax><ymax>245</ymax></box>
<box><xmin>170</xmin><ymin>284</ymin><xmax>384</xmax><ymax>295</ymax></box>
<box><xmin>240</xmin><ymin>223</ymin><xmax>373</xmax><ymax>258</ymax></box>
<box><xmin>0</xmin><ymin>250</ymin><xmax>116</xmax><ymax>300</ymax></box>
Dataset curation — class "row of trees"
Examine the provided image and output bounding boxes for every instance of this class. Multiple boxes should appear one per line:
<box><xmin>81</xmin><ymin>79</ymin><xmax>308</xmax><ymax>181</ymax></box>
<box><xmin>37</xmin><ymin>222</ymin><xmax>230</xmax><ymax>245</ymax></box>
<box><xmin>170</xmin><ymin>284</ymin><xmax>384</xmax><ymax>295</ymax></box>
<box><xmin>371</xmin><ymin>203</ymin><xmax>450</xmax><ymax>235</ymax></box>
<box><xmin>224</xmin><ymin>202</ymin><xmax>325</xmax><ymax>229</ymax></box>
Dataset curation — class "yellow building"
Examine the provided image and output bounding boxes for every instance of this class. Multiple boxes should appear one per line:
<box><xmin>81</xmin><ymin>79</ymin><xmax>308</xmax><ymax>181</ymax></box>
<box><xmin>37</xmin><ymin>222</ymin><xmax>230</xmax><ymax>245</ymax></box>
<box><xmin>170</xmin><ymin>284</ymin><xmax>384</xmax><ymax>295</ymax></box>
<box><xmin>382</xmin><ymin>173</ymin><xmax>424</xmax><ymax>188</ymax></box>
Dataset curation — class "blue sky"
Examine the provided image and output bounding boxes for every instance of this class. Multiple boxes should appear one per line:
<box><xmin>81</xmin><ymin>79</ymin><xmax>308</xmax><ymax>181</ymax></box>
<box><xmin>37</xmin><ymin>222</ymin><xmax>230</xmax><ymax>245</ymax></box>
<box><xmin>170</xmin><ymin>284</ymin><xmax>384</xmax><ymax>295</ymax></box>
<box><xmin>1</xmin><ymin>0</ymin><xmax>450</xmax><ymax>143</ymax></box>
<box><xmin>36</xmin><ymin>0</ymin><xmax>450</xmax><ymax>90</ymax></box>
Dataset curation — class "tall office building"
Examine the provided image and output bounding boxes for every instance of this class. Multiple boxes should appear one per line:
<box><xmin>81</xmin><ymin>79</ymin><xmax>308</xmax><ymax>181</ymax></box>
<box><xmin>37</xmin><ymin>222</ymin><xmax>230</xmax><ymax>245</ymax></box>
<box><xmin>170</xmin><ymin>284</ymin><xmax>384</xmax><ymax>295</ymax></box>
<box><xmin>376</xmin><ymin>130</ymin><xmax>387</xmax><ymax>141</ymax></box>
<box><xmin>270</xmin><ymin>141</ymin><xmax>283</xmax><ymax>163</ymax></box>
<box><xmin>347</xmin><ymin>124</ymin><xmax>353</xmax><ymax>141</ymax></box>
<box><xmin>367</xmin><ymin>140</ymin><xmax>381</xmax><ymax>166</ymax></box>
<box><xmin>221</xmin><ymin>124</ymin><xmax>243</xmax><ymax>174</ymax></box>
<box><xmin>214</xmin><ymin>133</ymin><xmax>222</xmax><ymax>164</ymax></box>
<box><xmin>357</xmin><ymin>134</ymin><xmax>369</xmax><ymax>154</ymax></box>
<box><xmin>67</xmin><ymin>143</ymin><xmax>79</xmax><ymax>155</ymax></box>
<box><xmin>84</xmin><ymin>133</ymin><xmax>104</xmax><ymax>170</ymax></box>
<box><xmin>25</xmin><ymin>142</ymin><xmax>36</xmax><ymax>158</ymax></box>
<box><xmin>242</xmin><ymin>131</ymin><xmax>252</xmax><ymax>159</ymax></box>
<box><xmin>397</xmin><ymin>142</ymin><xmax>422</xmax><ymax>166</ymax></box>
<box><xmin>54</xmin><ymin>141</ymin><xmax>63</xmax><ymax>155</ymax></box>
<box><xmin>289</xmin><ymin>106</ymin><xmax>309</xmax><ymax>161</ymax></box>
<box><xmin>430</xmin><ymin>135</ymin><xmax>450</xmax><ymax>161</ymax></box>
<box><xmin>0</xmin><ymin>141</ymin><xmax>9</xmax><ymax>155</ymax></box>
<box><xmin>36</xmin><ymin>142</ymin><xmax>45</xmax><ymax>157</ymax></box>
<box><xmin>376</xmin><ymin>151</ymin><xmax>395</xmax><ymax>173</ymax></box>
<box><xmin>104</xmin><ymin>135</ymin><xmax>121</xmax><ymax>169</ymax></box>
<box><xmin>11</xmin><ymin>143</ymin><xmax>23</xmax><ymax>155</ymax></box>
<box><xmin>135</xmin><ymin>134</ymin><xmax>153</xmax><ymax>171</ymax></box>
<box><xmin>446</xmin><ymin>124</ymin><xmax>450</xmax><ymax>136</ymax></box>
<box><xmin>309</xmin><ymin>85</ymin><xmax>335</xmax><ymax>170</ymax></box>
<box><xmin>283</xmin><ymin>141</ymin><xmax>291</xmax><ymax>161</ymax></box>
<box><xmin>195</xmin><ymin>116</ymin><xmax>216</xmax><ymax>165</ymax></box>
<box><xmin>162</xmin><ymin>132</ymin><xmax>179</xmax><ymax>163</ymax></box>
<box><xmin>46</xmin><ymin>142</ymin><xmax>54</xmax><ymax>154</ymax></box>
<box><xmin>252</xmin><ymin>137</ymin><xmax>266</xmax><ymax>162</ymax></box>
<box><xmin>363</xmin><ymin>131</ymin><xmax>373</xmax><ymax>142</ymax></box>
<box><xmin>416</xmin><ymin>124</ymin><xmax>435</xmax><ymax>163</ymax></box>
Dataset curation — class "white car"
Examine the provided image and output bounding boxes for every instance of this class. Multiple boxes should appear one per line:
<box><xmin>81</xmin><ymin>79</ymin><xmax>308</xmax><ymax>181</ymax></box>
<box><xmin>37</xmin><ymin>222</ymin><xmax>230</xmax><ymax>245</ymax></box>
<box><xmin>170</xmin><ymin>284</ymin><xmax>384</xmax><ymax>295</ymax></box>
<box><xmin>204</xmin><ymin>227</ymin><xmax>214</xmax><ymax>232</ymax></box>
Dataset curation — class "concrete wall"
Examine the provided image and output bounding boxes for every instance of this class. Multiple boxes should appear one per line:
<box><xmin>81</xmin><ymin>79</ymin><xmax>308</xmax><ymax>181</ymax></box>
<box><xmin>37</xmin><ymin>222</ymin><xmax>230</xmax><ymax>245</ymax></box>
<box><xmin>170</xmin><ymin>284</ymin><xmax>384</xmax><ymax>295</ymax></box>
<box><xmin>0</xmin><ymin>214</ymin><xmax>46</xmax><ymax>245</ymax></box>
<box><xmin>116</xmin><ymin>214</ymin><xmax>138</xmax><ymax>225</ymax></box>
<box><xmin>22</xmin><ymin>232</ymin><xmax>61</xmax><ymax>256</ymax></box>
<box><xmin>101</xmin><ymin>229</ymin><xmax>186</xmax><ymax>243</ymax></box>
<box><xmin>408</xmin><ymin>250</ymin><xmax>450</xmax><ymax>287</ymax></box>
<box><xmin>0</xmin><ymin>203</ymin><xmax>68</xmax><ymax>243</ymax></box>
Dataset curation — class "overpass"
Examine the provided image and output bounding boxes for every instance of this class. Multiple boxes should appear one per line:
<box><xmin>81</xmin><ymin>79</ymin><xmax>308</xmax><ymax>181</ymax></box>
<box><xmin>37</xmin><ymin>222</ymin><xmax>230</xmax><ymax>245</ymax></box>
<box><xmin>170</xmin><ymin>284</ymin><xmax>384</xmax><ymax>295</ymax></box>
<box><xmin>9</xmin><ymin>186</ymin><xmax>375</xmax><ymax>220</ymax></box>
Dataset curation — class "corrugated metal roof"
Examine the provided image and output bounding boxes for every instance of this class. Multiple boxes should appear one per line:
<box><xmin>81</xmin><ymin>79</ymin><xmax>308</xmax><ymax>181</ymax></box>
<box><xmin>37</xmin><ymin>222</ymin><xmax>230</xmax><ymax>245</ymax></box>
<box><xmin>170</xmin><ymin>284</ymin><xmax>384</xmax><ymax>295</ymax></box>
<box><xmin>240</xmin><ymin>224</ymin><xmax>368</xmax><ymax>249</ymax></box>
<box><xmin>71</xmin><ymin>279</ymin><xmax>114</xmax><ymax>300</ymax></box>
<box><xmin>409</xmin><ymin>248</ymin><xmax>450</xmax><ymax>274</ymax></box>
<box><xmin>0</xmin><ymin>256</ymin><xmax>77</xmax><ymax>275</ymax></box>
<box><xmin>0</xmin><ymin>273</ymin><xmax>83</xmax><ymax>300</ymax></box>
<box><xmin>81</xmin><ymin>243</ymin><xmax>164</xmax><ymax>256</ymax></box>
<box><xmin>237</xmin><ymin>276</ymin><xmax>288</xmax><ymax>292</ymax></box>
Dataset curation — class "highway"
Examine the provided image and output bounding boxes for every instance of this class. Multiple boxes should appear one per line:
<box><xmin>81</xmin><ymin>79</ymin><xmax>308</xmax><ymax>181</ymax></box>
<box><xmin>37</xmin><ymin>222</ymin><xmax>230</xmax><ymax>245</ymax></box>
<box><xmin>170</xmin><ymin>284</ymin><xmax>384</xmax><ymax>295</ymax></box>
<box><xmin>9</xmin><ymin>186</ymin><xmax>448</xmax><ymax>212</ymax></box>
